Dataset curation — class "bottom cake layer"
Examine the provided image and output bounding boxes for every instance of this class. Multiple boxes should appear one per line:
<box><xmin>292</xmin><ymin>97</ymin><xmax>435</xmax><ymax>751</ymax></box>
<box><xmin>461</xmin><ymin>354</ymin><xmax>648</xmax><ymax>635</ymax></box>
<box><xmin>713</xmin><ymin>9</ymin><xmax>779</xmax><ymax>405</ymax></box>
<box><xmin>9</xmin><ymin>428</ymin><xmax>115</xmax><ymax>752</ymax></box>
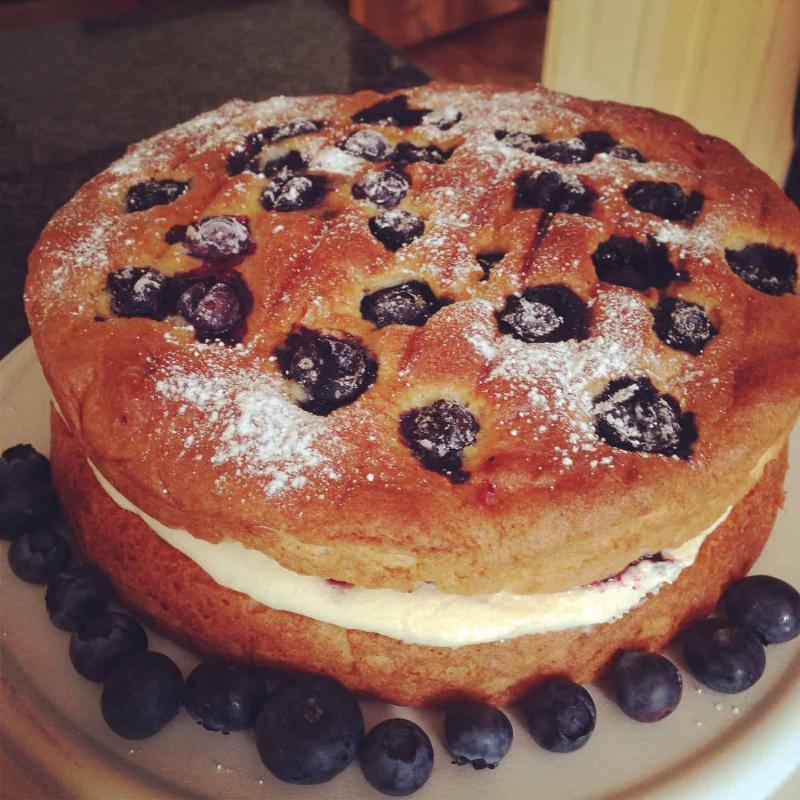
<box><xmin>51</xmin><ymin>410</ymin><xmax>788</xmax><ymax>706</ymax></box>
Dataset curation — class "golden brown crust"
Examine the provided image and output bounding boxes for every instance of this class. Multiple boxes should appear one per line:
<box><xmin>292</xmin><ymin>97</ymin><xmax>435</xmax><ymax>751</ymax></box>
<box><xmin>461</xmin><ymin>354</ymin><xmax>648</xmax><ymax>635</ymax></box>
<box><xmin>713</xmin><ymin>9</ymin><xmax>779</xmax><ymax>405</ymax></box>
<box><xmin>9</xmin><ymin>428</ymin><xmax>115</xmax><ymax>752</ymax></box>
<box><xmin>52</xmin><ymin>411</ymin><xmax>786</xmax><ymax>706</ymax></box>
<box><xmin>27</xmin><ymin>84</ymin><xmax>800</xmax><ymax>595</ymax></box>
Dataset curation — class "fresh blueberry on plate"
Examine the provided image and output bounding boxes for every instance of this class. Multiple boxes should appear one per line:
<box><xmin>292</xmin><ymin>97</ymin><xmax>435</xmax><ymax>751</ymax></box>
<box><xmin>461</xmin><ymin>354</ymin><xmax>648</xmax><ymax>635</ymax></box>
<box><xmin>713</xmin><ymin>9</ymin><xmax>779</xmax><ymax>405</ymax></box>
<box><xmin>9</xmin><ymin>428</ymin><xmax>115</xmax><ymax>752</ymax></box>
<box><xmin>101</xmin><ymin>651</ymin><xmax>184</xmax><ymax>739</ymax></box>
<box><xmin>723</xmin><ymin>575</ymin><xmax>800</xmax><ymax>644</ymax></box>
<box><xmin>359</xmin><ymin>718</ymin><xmax>434</xmax><ymax>796</ymax></box>
<box><xmin>611</xmin><ymin>650</ymin><xmax>683</xmax><ymax>722</ymax></box>
<box><xmin>525</xmin><ymin>677</ymin><xmax>596</xmax><ymax>753</ymax></box>
<box><xmin>0</xmin><ymin>444</ymin><xmax>59</xmax><ymax>540</ymax></box>
<box><xmin>69</xmin><ymin>611</ymin><xmax>148</xmax><ymax>682</ymax></box>
<box><xmin>8</xmin><ymin>527</ymin><xmax>70</xmax><ymax>584</ymax></box>
<box><xmin>255</xmin><ymin>675</ymin><xmax>364</xmax><ymax>784</ymax></box>
<box><xmin>185</xmin><ymin>661</ymin><xmax>265</xmax><ymax>733</ymax></box>
<box><xmin>683</xmin><ymin>618</ymin><xmax>766</xmax><ymax>693</ymax></box>
<box><xmin>45</xmin><ymin>564</ymin><xmax>114</xmax><ymax>632</ymax></box>
<box><xmin>444</xmin><ymin>702</ymin><xmax>513</xmax><ymax>769</ymax></box>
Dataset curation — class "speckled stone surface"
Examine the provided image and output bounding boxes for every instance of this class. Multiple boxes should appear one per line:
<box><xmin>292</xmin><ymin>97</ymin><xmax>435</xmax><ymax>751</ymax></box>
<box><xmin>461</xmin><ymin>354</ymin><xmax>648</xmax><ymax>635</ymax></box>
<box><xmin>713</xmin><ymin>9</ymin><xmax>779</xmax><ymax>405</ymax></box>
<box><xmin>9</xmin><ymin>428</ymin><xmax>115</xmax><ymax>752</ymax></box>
<box><xmin>0</xmin><ymin>0</ymin><xmax>428</xmax><ymax>358</ymax></box>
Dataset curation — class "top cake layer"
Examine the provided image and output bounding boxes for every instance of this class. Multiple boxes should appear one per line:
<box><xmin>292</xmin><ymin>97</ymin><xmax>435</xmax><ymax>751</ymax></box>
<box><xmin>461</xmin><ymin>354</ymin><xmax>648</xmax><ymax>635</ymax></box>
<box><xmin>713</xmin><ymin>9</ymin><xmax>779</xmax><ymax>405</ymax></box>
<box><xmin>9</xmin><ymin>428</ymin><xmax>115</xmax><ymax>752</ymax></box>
<box><xmin>25</xmin><ymin>83</ymin><xmax>800</xmax><ymax>595</ymax></box>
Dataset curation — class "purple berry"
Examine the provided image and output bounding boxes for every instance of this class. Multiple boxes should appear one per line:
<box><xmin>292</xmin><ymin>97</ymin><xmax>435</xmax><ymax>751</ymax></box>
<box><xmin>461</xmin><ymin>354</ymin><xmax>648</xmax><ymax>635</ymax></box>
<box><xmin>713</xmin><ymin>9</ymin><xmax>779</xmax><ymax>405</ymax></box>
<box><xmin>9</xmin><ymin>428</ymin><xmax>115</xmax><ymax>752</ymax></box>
<box><xmin>535</xmin><ymin>138</ymin><xmax>591</xmax><ymax>164</ymax></box>
<box><xmin>424</xmin><ymin>107</ymin><xmax>463</xmax><ymax>130</ymax></box>
<box><xmin>227</xmin><ymin>131</ymin><xmax>264</xmax><ymax>175</ymax></box>
<box><xmin>611</xmin><ymin>650</ymin><xmax>683</xmax><ymax>722</ymax></box>
<box><xmin>368</xmin><ymin>209</ymin><xmax>425</xmax><ymax>251</ymax></box>
<box><xmin>46</xmin><ymin>565</ymin><xmax>114</xmax><ymax>632</ymax></box>
<box><xmin>514</xmin><ymin>170</ymin><xmax>597</xmax><ymax>215</ymax></box>
<box><xmin>351</xmin><ymin>94</ymin><xmax>430</xmax><ymax>127</ymax></box>
<box><xmin>262</xmin><ymin>118</ymin><xmax>325</xmax><ymax>143</ymax></box>
<box><xmin>578</xmin><ymin>130</ymin><xmax>618</xmax><ymax>155</ymax></box>
<box><xmin>495</xmin><ymin>129</ymin><xmax>548</xmax><ymax>153</ymax></box>
<box><xmin>340</xmin><ymin>130</ymin><xmax>393</xmax><ymax>162</ymax></box>
<box><xmin>592</xmin><ymin>235</ymin><xmax>678</xmax><ymax>291</ymax></box>
<box><xmin>8</xmin><ymin>528</ymin><xmax>70</xmax><ymax>583</ymax></box>
<box><xmin>651</xmin><ymin>297</ymin><xmax>717</xmax><ymax>355</ymax></box>
<box><xmin>261</xmin><ymin>173</ymin><xmax>328</xmax><ymax>212</ymax></box>
<box><xmin>276</xmin><ymin>327</ymin><xmax>377</xmax><ymax>415</ymax></box>
<box><xmin>0</xmin><ymin>445</ymin><xmax>58</xmax><ymax>540</ymax></box>
<box><xmin>624</xmin><ymin>181</ymin><xmax>704</xmax><ymax>223</ymax></box>
<box><xmin>101</xmin><ymin>651</ymin><xmax>184</xmax><ymax>739</ymax></box>
<box><xmin>725</xmin><ymin>244</ymin><xmax>797</xmax><ymax>296</ymax></box>
<box><xmin>391</xmin><ymin>142</ymin><xmax>452</xmax><ymax>166</ymax></box>
<box><xmin>723</xmin><ymin>575</ymin><xmax>800</xmax><ymax>644</ymax></box>
<box><xmin>360</xmin><ymin>281</ymin><xmax>441</xmax><ymax>328</ymax></box>
<box><xmin>444</xmin><ymin>703</ymin><xmax>513</xmax><ymax>769</ymax></box>
<box><xmin>352</xmin><ymin>169</ymin><xmax>410</xmax><ymax>208</ymax></box>
<box><xmin>176</xmin><ymin>280</ymin><xmax>244</xmax><ymax>341</ymax></box>
<box><xmin>609</xmin><ymin>144</ymin><xmax>646</xmax><ymax>161</ymax></box>
<box><xmin>125</xmin><ymin>178</ymin><xmax>188</xmax><ymax>212</ymax></box>
<box><xmin>400</xmin><ymin>399</ymin><xmax>479</xmax><ymax>483</ymax></box>
<box><xmin>262</xmin><ymin>149</ymin><xmax>307</xmax><ymax>176</ymax></box>
<box><xmin>496</xmin><ymin>284</ymin><xmax>589</xmax><ymax>343</ymax></box>
<box><xmin>683</xmin><ymin>618</ymin><xmax>766</xmax><ymax>693</ymax></box>
<box><xmin>525</xmin><ymin>678</ymin><xmax>596</xmax><ymax>753</ymax></box>
<box><xmin>185</xmin><ymin>661</ymin><xmax>265</xmax><ymax>732</ymax></box>
<box><xmin>107</xmin><ymin>267</ymin><xmax>170</xmax><ymax>320</ymax></box>
<box><xmin>184</xmin><ymin>215</ymin><xmax>251</xmax><ymax>261</ymax></box>
<box><xmin>593</xmin><ymin>376</ymin><xmax>697</xmax><ymax>458</ymax></box>
<box><xmin>255</xmin><ymin>675</ymin><xmax>364</xmax><ymax>785</ymax></box>
<box><xmin>69</xmin><ymin>611</ymin><xmax>148</xmax><ymax>682</ymax></box>
<box><xmin>359</xmin><ymin>718</ymin><xmax>433</xmax><ymax>796</ymax></box>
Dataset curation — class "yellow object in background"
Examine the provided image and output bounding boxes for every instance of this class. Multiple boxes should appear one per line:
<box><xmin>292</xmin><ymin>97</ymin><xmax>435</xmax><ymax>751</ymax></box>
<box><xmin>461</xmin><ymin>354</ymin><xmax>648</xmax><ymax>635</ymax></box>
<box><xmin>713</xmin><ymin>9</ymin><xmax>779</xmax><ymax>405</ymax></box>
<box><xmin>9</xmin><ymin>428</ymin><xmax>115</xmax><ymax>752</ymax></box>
<box><xmin>542</xmin><ymin>0</ymin><xmax>800</xmax><ymax>185</ymax></box>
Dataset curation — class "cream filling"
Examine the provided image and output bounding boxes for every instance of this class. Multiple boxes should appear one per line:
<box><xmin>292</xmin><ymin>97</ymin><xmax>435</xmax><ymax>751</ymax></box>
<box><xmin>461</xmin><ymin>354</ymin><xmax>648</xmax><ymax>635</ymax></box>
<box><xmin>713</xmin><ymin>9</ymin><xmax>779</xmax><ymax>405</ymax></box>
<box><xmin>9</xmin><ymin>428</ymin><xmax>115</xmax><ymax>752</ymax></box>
<box><xmin>88</xmin><ymin>461</ymin><xmax>736</xmax><ymax>647</ymax></box>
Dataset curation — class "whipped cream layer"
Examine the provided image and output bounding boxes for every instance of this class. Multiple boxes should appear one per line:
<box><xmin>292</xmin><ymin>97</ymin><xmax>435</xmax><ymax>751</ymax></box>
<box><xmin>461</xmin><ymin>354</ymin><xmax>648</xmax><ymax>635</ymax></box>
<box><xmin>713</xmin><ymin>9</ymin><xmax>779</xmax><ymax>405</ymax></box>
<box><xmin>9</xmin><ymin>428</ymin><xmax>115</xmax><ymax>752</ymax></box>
<box><xmin>88</xmin><ymin>461</ymin><xmax>733</xmax><ymax>647</ymax></box>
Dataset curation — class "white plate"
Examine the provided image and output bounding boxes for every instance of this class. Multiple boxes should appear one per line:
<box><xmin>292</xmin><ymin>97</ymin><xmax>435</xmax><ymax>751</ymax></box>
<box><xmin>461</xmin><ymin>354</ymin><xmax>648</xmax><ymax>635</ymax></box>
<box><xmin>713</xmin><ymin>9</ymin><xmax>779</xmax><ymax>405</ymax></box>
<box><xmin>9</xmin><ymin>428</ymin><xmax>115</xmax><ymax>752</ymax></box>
<box><xmin>1</xmin><ymin>338</ymin><xmax>799</xmax><ymax>800</ymax></box>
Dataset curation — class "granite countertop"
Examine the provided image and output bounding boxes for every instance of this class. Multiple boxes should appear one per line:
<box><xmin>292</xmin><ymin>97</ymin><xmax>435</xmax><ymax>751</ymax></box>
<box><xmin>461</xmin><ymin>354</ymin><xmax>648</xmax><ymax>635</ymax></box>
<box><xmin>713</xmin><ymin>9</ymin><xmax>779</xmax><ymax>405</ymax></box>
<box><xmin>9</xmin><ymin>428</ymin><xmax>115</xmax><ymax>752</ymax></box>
<box><xmin>0</xmin><ymin>0</ymin><xmax>428</xmax><ymax>359</ymax></box>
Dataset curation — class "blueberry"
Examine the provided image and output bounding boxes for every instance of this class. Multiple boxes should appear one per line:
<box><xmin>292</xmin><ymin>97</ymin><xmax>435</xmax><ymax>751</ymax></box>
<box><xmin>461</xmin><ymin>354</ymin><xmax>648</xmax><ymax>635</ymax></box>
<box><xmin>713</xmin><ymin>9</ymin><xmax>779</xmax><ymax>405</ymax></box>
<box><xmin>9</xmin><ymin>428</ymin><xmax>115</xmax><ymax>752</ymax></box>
<box><xmin>263</xmin><ymin>149</ymin><xmax>307</xmax><ymax>177</ymax></box>
<box><xmin>276</xmin><ymin>327</ymin><xmax>377</xmax><ymax>415</ymax></box>
<box><xmin>261</xmin><ymin>173</ymin><xmax>329</xmax><ymax>212</ymax></box>
<box><xmin>535</xmin><ymin>138</ymin><xmax>591</xmax><ymax>164</ymax></box>
<box><xmin>45</xmin><ymin>565</ymin><xmax>114</xmax><ymax>631</ymax></box>
<box><xmin>227</xmin><ymin>131</ymin><xmax>265</xmax><ymax>175</ymax></box>
<box><xmin>476</xmin><ymin>252</ymin><xmax>506</xmax><ymax>281</ymax></box>
<box><xmin>399</xmin><ymin>399</ymin><xmax>479</xmax><ymax>483</ymax></box>
<box><xmin>125</xmin><ymin>178</ymin><xmax>188</xmax><ymax>212</ymax></box>
<box><xmin>351</xmin><ymin>94</ymin><xmax>430</xmax><ymax>127</ymax></box>
<box><xmin>593</xmin><ymin>376</ymin><xmax>697</xmax><ymax>458</ymax></box>
<box><xmin>360</xmin><ymin>719</ymin><xmax>433</xmax><ymax>796</ymax></box>
<box><xmin>255</xmin><ymin>675</ymin><xmax>364</xmax><ymax>785</ymax></box>
<box><xmin>262</xmin><ymin>118</ymin><xmax>325</xmax><ymax>143</ymax></box>
<box><xmin>391</xmin><ymin>142</ymin><xmax>452</xmax><ymax>166</ymax></box>
<box><xmin>494</xmin><ymin>130</ymin><xmax>549</xmax><ymax>153</ymax></box>
<box><xmin>723</xmin><ymin>575</ymin><xmax>800</xmax><ymax>644</ymax></box>
<box><xmin>609</xmin><ymin>145</ymin><xmax>646</xmax><ymax>162</ymax></box>
<box><xmin>496</xmin><ymin>284</ymin><xmax>589</xmax><ymax>343</ymax></box>
<box><xmin>340</xmin><ymin>130</ymin><xmax>394</xmax><ymax>162</ymax></box>
<box><xmin>611</xmin><ymin>650</ymin><xmax>683</xmax><ymax>722</ymax></box>
<box><xmin>101</xmin><ymin>651</ymin><xmax>184</xmax><ymax>739</ymax></box>
<box><xmin>360</xmin><ymin>281</ymin><xmax>441</xmax><ymax>328</ymax></box>
<box><xmin>176</xmin><ymin>280</ymin><xmax>245</xmax><ymax>341</ymax></box>
<box><xmin>184</xmin><ymin>215</ymin><xmax>251</xmax><ymax>261</ymax></box>
<box><xmin>725</xmin><ymin>244</ymin><xmax>797</xmax><ymax>296</ymax></box>
<box><xmin>8</xmin><ymin>528</ymin><xmax>70</xmax><ymax>583</ymax></box>
<box><xmin>107</xmin><ymin>267</ymin><xmax>170</xmax><ymax>320</ymax></box>
<box><xmin>525</xmin><ymin>678</ymin><xmax>596</xmax><ymax>753</ymax></box>
<box><xmin>624</xmin><ymin>181</ymin><xmax>704</xmax><ymax>223</ymax></box>
<box><xmin>444</xmin><ymin>703</ymin><xmax>513</xmax><ymax>769</ymax></box>
<box><xmin>368</xmin><ymin>209</ymin><xmax>425</xmax><ymax>251</ymax></box>
<box><xmin>683</xmin><ymin>618</ymin><xmax>766</xmax><ymax>693</ymax></box>
<box><xmin>0</xmin><ymin>445</ymin><xmax>59</xmax><ymax>540</ymax></box>
<box><xmin>578</xmin><ymin>130</ymin><xmax>618</xmax><ymax>155</ymax></box>
<box><xmin>352</xmin><ymin>169</ymin><xmax>410</xmax><ymax>208</ymax></box>
<box><xmin>514</xmin><ymin>170</ymin><xmax>597</xmax><ymax>215</ymax></box>
<box><xmin>651</xmin><ymin>297</ymin><xmax>717</xmax><ymax>355</ymax></box>
<box><xmin>592</xmin><ymin>235</ymin><xmax>678</xmax><ymax>291</ymax></box>
<box><xmin>69</xmin><ymin>611</ymin><xmax>148</xmax><ymax>682</ymax></box>
<box><xmin>423</xmin><ymin>107</ymin><xmax>462</xmax><ymax>130</ymax></box>
<box><xmin>185</xmin><ymin>661</ymin><xmax>265</xmax><ymax>733</ymax></box>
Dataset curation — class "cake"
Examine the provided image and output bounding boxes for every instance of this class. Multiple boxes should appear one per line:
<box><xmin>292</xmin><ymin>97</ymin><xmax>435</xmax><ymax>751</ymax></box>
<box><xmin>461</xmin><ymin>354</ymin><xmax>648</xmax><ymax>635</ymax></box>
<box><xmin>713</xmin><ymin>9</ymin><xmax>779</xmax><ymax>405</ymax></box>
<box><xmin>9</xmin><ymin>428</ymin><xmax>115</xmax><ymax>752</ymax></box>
<box><xmin>25</xmin><ymin>83</ymin><xmax>800</xmax><ymax>706</ymax></box>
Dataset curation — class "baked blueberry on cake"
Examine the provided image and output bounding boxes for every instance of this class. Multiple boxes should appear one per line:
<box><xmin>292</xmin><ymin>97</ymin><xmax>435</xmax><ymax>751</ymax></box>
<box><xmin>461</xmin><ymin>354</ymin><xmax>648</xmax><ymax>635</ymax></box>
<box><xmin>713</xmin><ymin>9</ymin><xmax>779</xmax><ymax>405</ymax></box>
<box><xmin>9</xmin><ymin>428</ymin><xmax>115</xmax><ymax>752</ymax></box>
<box><xmin>25</xmin><ymin>83</ymin><xmax>800</xmax><ymax>705</ymax></box>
